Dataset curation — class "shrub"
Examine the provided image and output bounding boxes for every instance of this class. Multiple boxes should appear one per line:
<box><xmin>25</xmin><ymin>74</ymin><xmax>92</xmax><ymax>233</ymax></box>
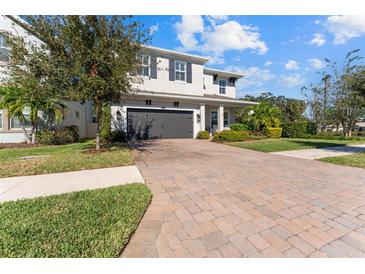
<box><xmin>281</xmin><ymin>122</ymin><xmax>316</xmax><ymax>138</ymax></box>
<box><xmin>102</xmin><ymin>130</ymin><xmax>127</xmax><ymax>143</ymax></box>
<box><xmin>196</xmin><ymin>131</ymin><xmax>210</xmax><ymax>139</ymax></box>
<box><xmin>37</xmin><ymin>125</ymin><xmax>80</xmax><ymax>145</ymax></box>
<box><xmin>230</xmin><ymin>123</ymin><xmax>249</xmax><ymax>131</ymax></box>
<box><xmin>265</xmin><ymin>127</ymin><xmax>282</xmax><ymax>139</ymax></box>
<box><xmin>213</xmin><ymin>130</ymin><xmax>249</xmax><ymax>142</ymax></box>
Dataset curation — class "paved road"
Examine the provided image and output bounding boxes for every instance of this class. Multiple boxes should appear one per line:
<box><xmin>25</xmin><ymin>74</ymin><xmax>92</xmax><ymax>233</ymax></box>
<box><xmin>122</xmin><ymin>139</ymin><xmax>365</xmax><ymax>258</ymax></box>
<box><xmin>0</xmin><ymin>166</ymin><xmax>144</xmax><ymax>202</ymax></box>
<box><xmin>271</xmin><ymin>144</ymin><xmax>365</xmax><ymax>160</ymax></box>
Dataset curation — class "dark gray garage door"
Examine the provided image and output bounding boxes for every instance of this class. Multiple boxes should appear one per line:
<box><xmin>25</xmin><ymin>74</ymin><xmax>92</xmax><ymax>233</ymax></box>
<box><xmin>127</xmin><ymin>108</ymin><xmax>193</xmax><ymax>139</ymax></box>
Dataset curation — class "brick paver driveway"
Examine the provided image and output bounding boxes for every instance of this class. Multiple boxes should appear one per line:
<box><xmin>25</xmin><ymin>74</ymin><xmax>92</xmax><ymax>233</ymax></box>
<box><xmin>122</xmin><ymin>139</ymin><xmax>365</xmax><ymax>258</ymax></box>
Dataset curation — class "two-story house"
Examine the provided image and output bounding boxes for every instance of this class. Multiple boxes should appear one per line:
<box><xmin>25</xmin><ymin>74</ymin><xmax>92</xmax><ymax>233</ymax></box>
<box><xmin>0</xmin><ymin>16</ymin><xmax>256</xmax><ymax>142</ymax></box>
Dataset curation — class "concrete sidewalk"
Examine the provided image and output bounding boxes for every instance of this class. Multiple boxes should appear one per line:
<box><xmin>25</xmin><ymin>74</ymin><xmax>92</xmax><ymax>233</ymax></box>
<box><xmin>0</xmin><ymin>165</ymin><xmax>144</xmax><ymax>203</ymax></box>
<box><xmin>271</xmin><ymin>144</ymin><xmax>365</xmax><ymax>160</ymax></box>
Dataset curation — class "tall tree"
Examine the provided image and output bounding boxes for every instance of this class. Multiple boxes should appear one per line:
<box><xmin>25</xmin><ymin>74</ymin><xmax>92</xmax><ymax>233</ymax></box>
<box><xmin>303</xmin><ymin>49</ymin><xmax>365</xmax><ymax>137</ymax></box>
<box><xmin>24</xmin><ymin>16</ymin><xmax>150</xmax><ymax>149</ymax></box>
<box><xmin>241</xmin><ymin>92</ymin><xmax>306</xmax><ymax>123</ymax></box>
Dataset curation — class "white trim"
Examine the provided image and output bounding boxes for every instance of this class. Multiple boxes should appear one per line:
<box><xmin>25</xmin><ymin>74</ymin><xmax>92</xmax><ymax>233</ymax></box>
<box><xmin>127</xmin><ymin>91</ymin><xmax>259</xmax><ymax>106</ymax></box>
<box><xmin>174</xmin><ymin>60</ymin><xmax>186</xmax><ymax>82</ymax></box>
<box><xmin>218</xmin><ymin>78</ymin><xmax>227</xmax><ymax>95</ymax></box>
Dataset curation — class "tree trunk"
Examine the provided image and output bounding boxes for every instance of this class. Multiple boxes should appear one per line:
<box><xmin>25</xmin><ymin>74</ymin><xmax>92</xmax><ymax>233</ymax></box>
<box><xmin>95</xmin><ymin>101</ymin><xmax>103</xmax><ymax>150</ymax></box>
<box><xmin>21</xmin><ymin>126</ymin><xmax>31</xmax><ymax>144</ymax></box>
<box><xmin>348</xmin><ymin>129</ymin><xmax>352</xmax><ymax>138</ymax></box>
<box><xmin>31</xmin><ymin>126</ymin><xmax>36</xmax><ymax>144</ymax></box>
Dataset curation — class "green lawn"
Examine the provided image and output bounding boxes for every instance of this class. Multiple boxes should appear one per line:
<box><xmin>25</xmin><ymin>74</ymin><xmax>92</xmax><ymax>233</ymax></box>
<box><xmin>230</xmin><ymin>138</ymin><xmax>365</xmax><ymax>153</ymax></box>
<box><xmin>319</xmin><ymin>153</ymin><xmax>365</xmax><ymax>169</ymax></box>
<box><xmin>0</xmin><ymin>140</ymin><xmax>133</xmax><ymax>178</ymax></box>
<box><xmin>0</xmin><ymin>183</ymin><xmax>151</xmax><ymax>257</ymax></box>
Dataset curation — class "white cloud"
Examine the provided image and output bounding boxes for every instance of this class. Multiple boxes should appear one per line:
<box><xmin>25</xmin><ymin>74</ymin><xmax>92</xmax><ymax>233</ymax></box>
<box><xmin>279</xmin><ymin>73</ymin><xmax>305</xmax><ymax>88</ymax></box>
<box><xmin>284</xmin><ymin>60</ymin><xmax>300</xmax><ymax>70</ymax></box>
<box><xmin>309</xmin><ymin>33</ymin><xmax>326</xmax><ymax>46</ymax></box>
<box><xmin>264</xmin><ymin>61</ymin><xmax>273</xmax><ymax>67</ymax></box>
<box><xmin>324</xmin><ymin>15</ymin><xmax>365</xmax><ymax>44</ymax></box>
<box><xmin>149</xmin><ymin>24</ymin><xmax>159</xmax><ymax>35</ymax></box>
<box><xmin>314</xmin><ymin>20</ymin><xmax>321</xmax><ymax>25</ymax></box>
<box><xmin>308</xmin><ymin>58</ymin><xmax>325</xmax><ymax>69</ymax></box>
<box><xmin>174</xmin><ymin>15</ymin><xmax>204</xmax><ymax>51</ymax></box>
<box><xmin>174</xmin><ymin>16</ymin><xmax>268</xmax><ymax>63</ymax></box>
<box><xmin>202</xmin><ymin>21</ymin><xmax>268</xmax><ymax>55</ymax></box>
<box><xmin>225</xmin><ymin>66</ymin><xmax>275</xmax><ymax>89</ymax></box>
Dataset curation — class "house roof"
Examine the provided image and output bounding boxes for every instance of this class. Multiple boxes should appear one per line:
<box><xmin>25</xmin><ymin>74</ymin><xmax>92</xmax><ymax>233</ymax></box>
<box><xmin>145</xmin><ymin>45</ymin><xmax>210</xmax><ymax>63</ymax></box>
<box><xmin>204</xmin><ymin>67</ymin><xmax>245</xmax><ymax>79</ymax></box>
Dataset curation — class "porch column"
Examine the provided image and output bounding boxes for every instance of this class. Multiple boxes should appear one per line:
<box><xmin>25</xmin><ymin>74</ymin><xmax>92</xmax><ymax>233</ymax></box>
<box><xmin>218</xmin><ymin>104</ymin><xmax>224</xmax><ymax>132</ymax></box>
<box><xmin>200</xmin><ymin>103</ymin><xmax>206</xmax><ymax>131</ymax></box>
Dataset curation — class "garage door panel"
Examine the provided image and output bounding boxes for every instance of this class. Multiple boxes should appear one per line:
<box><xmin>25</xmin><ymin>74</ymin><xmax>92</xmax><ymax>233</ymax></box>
<box><xmin>127</xmin><ymin>109</ymin><xmax>193</xmax><ymax>139</ymax></box>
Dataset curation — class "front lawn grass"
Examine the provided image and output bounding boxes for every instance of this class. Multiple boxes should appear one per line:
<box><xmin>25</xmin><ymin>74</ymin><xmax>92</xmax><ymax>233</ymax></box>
<box><xmin>229</xmin><ymin>138</ymin><xmax>365</xmax><ymax>153</ymax></box>
<box><xmin>0</xmin><ymin>183</ymin><xmax>151</xmax><ymax>257</ymax></box>
<box><xmin>0</xmin><ymin>140</ymin><xmax>133</xmax><ymax>178</ymax></box>
<box><xmin>319</xmin><ymin>153</ymin><xmax>365</xmax><ymax>169</ymax></box>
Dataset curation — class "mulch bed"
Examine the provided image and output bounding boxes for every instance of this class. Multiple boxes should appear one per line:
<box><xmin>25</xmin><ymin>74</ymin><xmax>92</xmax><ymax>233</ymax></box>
<box><xmin>0</xmin><ymin>143</ymin><xmax>43</xmax><ymax>149</ymax></box>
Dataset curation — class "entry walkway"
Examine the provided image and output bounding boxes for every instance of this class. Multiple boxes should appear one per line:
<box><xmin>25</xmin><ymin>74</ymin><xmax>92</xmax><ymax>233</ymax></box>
<box><xmin>271</xmin><ymin>144</ymin><xmax>365</xmax><ymax>160</ymax></box>
<box><xmin>0</xmin><ymin>166</ymin><xmax>144</xmax><ymax>202</ymax></box>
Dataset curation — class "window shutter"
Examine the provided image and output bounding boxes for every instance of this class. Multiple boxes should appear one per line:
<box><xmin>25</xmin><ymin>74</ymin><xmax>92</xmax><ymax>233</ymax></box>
<box><xmin>169</xmin><ymin>59</ymin><xmax>175</xmax><ymax>81</ymax></box>
<box><xmin>187</xmin><ymin>62</ymin><xmax>192</xmax><ymax>83</ymax></box>
<box><xmin>150</xmin><ymin>55</ymin><xmax>157</xmax><ymax>79</ymax></box>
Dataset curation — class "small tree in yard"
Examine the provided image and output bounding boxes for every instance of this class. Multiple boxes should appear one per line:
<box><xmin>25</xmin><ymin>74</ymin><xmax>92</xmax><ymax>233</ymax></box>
<box><xmin>24</xmin><ymin>16</ymin><xmax>150</xmax><ymax>150</ymax></box>
<box><xmin>242</xmin><ymin>102</ymin><xmax>281</xmax><ymax>132</ymax></box>
<box><xmin>0</xmin><ymin>31</ymin><xmax>66</xmax><ymax>144</ymax></box>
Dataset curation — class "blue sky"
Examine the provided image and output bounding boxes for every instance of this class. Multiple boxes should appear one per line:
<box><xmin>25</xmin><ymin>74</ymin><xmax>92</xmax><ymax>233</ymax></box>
<box><xmin>134</xmin><ymin>15</ymin><xmax>365</xmax><ymax>99</ymax></box>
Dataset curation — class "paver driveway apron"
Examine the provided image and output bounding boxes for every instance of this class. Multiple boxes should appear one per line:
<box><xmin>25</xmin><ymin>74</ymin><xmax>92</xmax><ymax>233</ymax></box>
<box><xmin>122</xmin><ymin>139</ymin><xmax>365</xmax><ymax>258</ymax></box>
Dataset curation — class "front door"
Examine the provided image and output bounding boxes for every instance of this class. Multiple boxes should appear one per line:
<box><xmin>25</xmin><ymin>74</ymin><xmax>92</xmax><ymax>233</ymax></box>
<box><xmin>210</xmin><ymin>111</ymin><xmax>229</xmax><ymax>131</ymax></box>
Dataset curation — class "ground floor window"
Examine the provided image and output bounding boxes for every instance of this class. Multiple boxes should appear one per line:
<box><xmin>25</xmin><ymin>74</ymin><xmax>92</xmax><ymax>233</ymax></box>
<box><xmin>10</xmin><ymin>108</ymin><xmax>31</xmax><ymax>129</ymax></box>
<box><xmin>211</xmin><ymin>111</ymin><xmax>229</xmax><ymax>128</ymax></box>
<box><xmin>0</xmin><ymin>110</ymin><xmax>2</xmax><ymax>129</ymax></box>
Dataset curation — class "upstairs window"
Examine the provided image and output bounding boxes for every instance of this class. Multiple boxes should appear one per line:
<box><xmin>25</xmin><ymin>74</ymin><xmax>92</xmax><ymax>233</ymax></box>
<box><xmin>145</xmin><ymin>99</ymin><xmax>152</xmax><ymax>106</ymax></box>
<box><xmin>219</xmin><ymin>79</ymin><xmax>227</xmax><ymax>95</ymax></box>
<box><xmin>175</xmin><ymin>60</ymin><xmax>186</xmax><ymax>81</ymax></box>
<box><xmin>0</xmin><ymin>35</ymin><xmax>10</xmax><ymax>63</ymax></box>
<box><xmin>173</xmin><ymin>101</ymin><xmax>179</xmax><ymax>108</ymax></box>
<box><xmin>137</xmin><ymin>54</ymin><xmax>150</xmax><ymax>77</ymax></box>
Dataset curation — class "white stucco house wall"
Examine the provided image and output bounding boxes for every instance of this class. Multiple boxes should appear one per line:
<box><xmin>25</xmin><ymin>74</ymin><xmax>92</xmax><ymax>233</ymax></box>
<box><xmin>0</xmin><ymin>15</ymin><xmax>256</xmax><ymax>142</ymax></box>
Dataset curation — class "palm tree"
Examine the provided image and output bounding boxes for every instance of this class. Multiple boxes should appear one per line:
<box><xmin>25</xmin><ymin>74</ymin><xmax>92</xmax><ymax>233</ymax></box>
<box><xmin>247</xmin><ymin>102</ymin><xmax>281</xmax><ymax>132</ymax></box>
<box><xmin>0</xmin><ymin>86</ymin><xmax>66</xmax><ymax>144</ymax></box>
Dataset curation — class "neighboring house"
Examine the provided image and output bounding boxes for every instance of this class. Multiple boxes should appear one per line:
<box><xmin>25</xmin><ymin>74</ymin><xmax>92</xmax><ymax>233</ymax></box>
<box><xmin>0</xmin><ymin>16</ymin><xmax>256</xmax><ymax>142</ymax></box>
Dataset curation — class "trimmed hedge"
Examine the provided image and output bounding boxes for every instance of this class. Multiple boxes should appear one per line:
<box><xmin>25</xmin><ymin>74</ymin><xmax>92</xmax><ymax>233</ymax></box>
<box><xmin>230</xmin><ymin>123</ymin><xmax>249</xmax><ymax>131</ymax></box>
<box><xmin>265</xmin><ymin>127</ymin><xmax>282</xmax><ymax>139</ymax></box>
<box><xmin>196</xmin><ymin>131</ymin><xmax>210</xmax><ymax>139</ymax></box>
<box><xmin>37</xmin><ymin>125</ymin><xmax>80</xmax><ymax>145</ymax></box>
<box><xmin>102</xmin><ymin>131</ymin><xmax>127</xmax><ymax>143</ymax></box>
<box><xmin>281</xmin><ymin>122</ymin><xmax>316</xmax><ymax>138</ymax></box>
<box><xmin>213</xmin><ymin>130</ymin><xmax>249</xmax><ymax>142</ymax></box>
